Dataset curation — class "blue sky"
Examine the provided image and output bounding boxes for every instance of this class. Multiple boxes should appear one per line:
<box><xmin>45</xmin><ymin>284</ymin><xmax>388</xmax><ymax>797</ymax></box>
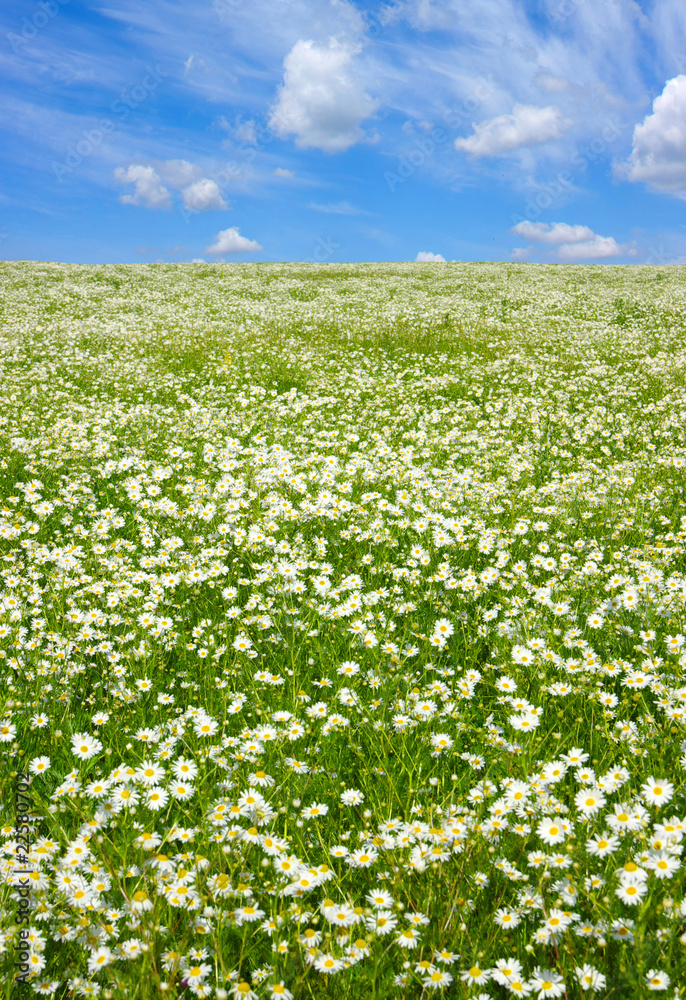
<box><xmin>2</xmin><ymin>0</ymin><xmax>686</xmax><ymax>264</ymax></box>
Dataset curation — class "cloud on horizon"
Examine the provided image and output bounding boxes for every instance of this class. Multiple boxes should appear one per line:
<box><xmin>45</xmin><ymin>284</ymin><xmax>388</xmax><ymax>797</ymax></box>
<box><xmin>205</xmin><ymin>227</ymin><xmax>263</xmax><ymax>254</ymax></box>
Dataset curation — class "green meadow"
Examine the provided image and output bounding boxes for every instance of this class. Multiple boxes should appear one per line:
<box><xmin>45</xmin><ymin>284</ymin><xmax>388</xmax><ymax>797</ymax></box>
<box><xmin>1</xmin><ymin>261</ymin><xmax>685</xmax><ymax>999</ymax></box>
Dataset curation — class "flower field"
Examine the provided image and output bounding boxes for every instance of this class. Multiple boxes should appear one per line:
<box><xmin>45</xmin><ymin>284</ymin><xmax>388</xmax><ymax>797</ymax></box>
<box><xmin>1</xmin><ymin>259</ymin><xmax>686</xmax><ymax>998</ymax></box>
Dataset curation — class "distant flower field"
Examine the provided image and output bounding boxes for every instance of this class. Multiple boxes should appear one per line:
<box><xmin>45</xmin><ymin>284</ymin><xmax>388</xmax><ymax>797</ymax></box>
<box><xmin>1</xmin><ymin>260</ymin><xmax>686</xmax><ymax>999</ymax></box>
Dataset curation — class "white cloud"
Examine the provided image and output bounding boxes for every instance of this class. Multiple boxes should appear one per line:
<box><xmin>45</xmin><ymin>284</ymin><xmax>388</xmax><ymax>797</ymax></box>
<box><xmin>510</xmin><ymin>221</ymin><xmax>632</xmax><ymax>260</ymax></box>
<box><xmin>510</xmin><ymin>221</ymin><xmax>595</xmax><ymax>244</ymax></box>
<box><xmin>510</xmin><ymin>247</ymin><xmax>532</xmax><ymax>261</ymax></box>
<box><xmin>555</xmin><ymin>235</ymin><xmax>628</xmax><ymax>261</ymax></box>
<box><xmin>205</xmin><ymin>227</ymin><xmax>263</xmax><ymax>254</ymax></box>
<box><xmin>191</xmin><ymin>258</ymin><xmax>207</xmax><ymax>263</ymax></box>
<box><xmin>233</xmin><ymin>118</ymin><xmax>258</xmax><ymax>145</ymax></box>
<box><xmin>619</xmin><ymin>75</ymin><xmax>686</xmax><ymax>199</ymax></box>
<box><xmin>269</xmin><ymin>38</ymin><xmax>378</xmax><ymax>153</ymax></box>
<box><xmin>273</xmin><ymin>167</ymin><xmax>295</xmax><ymax>178</ymax></box>
<box><xmin>181</xmin><ymin>178</ymin><xmax>228</xmax><ymax>212</ymax></box>
<box><xmin>454</xmin><ymin>104</ymin><xmax>572</xmax><ymax>157</ymax></box>
<box><xmin>415</xmin><ymin>251</ymin><xmax>446</xmax><ymax>262</ymax></box>
<box><xmin>534</xmin><ymin>72</ymin><xmax>570</xmax><ymax>94</ymax></box>
<box><xmin>308</xmin><ymin>200</ymin><xmax>363</xmax><ymax>215</ymax></box>
<box><xmin>114</xmin><ymin>161</ymin><xmax>230</xmax><ymax>213</ymax></box>
<box><xmin>113</xmin><ymin>165</ymin><xmax>171</xmax><ymax>209</ymax></box>
<box><xmin>156</xmin><ymin>159</ymin><xmax>203</xmax><ymax>189</ymax></box>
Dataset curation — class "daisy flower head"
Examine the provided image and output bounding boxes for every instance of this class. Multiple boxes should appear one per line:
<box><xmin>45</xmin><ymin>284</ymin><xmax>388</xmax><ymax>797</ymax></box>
<box><xmin>530</xmin><ymin>968</ymin><xmax>565</xmax><ymax>998</ymax></box>
<box><xmin>248</xmin><ymin>770</ymin><xmax>274</xmax><ymax>788</ymax></box>
<box><xmin>230</xmin><ymin>982</ymin><xmax>258</xmax><ymax>1000</ymax></box>
<box><xmin>0</xmin><ymin>722</ymin><xmax>17</xmax><ymax>743</ymax></box>
<box><xmin>423</xmin><ymin>969</ymin><xmax>454</xmax><ymax>989</ymax></box>
<box><xmin>645</xmin><ymin>969</ymin><xmax>670</xmax><ymax>991</ymax></box>
<box><xmin>301</xmin><ymin>802</ymin><xmax>329</xmax><ymax>819</ymax></box>
<box><xmin>326</xmin><ymin>904</ymin><xmax>357</xmax><ymax>927</ymax></box>
<box><xmin>542</xmin><ymin>909</ymin><xmax>573</xmax><ymax>936</ymax></box>
<box><xmin>340</xmin><ymin>789</ymin><xmax>364</xmax><ymax>806</ymax></box>
<box><xmin>314</xmin><ymin>954</ymin><xmax>344</xmax><ymax>974</ymax></box>
<box><xmin>506</xmin><ymin>979</ymin><xmax>533</xmax><ymax>995</ymax></box>
<box><xmin>586</xmin><ymin>831</ymin><xmax>619</xmax><ymax>857</ymax></box>
<box><xmin>366</xmin><ymin>889</ymin><xmax>394</xmax><ymax>908</ymax></box>
<box><xmin>641</xmin><ymin>778</ymin><xmax>674</xmax><ymax>808</ymax></box>
<box><xmin>493</xmin><ymin>907</ymin><xmax>521</xmax><ymax>929</ymax></box>
<box><xmin>510</xmin><ymin>713</ymin><xmax>540</xmax><ymax>732</ymax></box>
<box><xmin>365</xmin><ymin>910</ymin><xmax>397</xmax><ymax>935</ymax></box>
<box><xmin>645</xmin><ymin>851</ymin><xmax>680</xmax><ymax>879</ymax></box>
<box><xmin>349</xmin><ymin>847</ymin><xmax>378</xmax><ymax>867</ymax></box>
<box><xmin>29</xmin><ymin>755</ymin><xmax>51</xmax><ymax>775</ymax></box>
<box><xmin>147</xmin><ymin>787</ymin><xmax>170</xmax><ymax>811</ymax></box>
<box><xmin>492</xmin><ymin>957</ymin><xmax>524</xmax><ymax>985</ymax></box>
<box><xmin>434</xmin><ymin>950</ymin><xmax>460</xmax><ymax>965</ymax></box>
<box><xmin>396</xmin><ymin>926</ymin><xmax>421</xmax><ymax>949</ymax></box>
<box><xmin>71</xmin><ymin>733</ymin><xmax>103</xmax><ymax>760</ymax></box>
<box><xmin>575</xmin><ymin>964</ymin><xmax>606</xmax><ymax>992</ymax></box>
<box><xmin>537</xmin><ymin>817</ymin><xmax>567</xmax><ymax>845</ymax></box>
<box><xmin>615</xmin><ymin>876</ymin><xmax>648</xmax><ymax>905</ymax></box>
<box><xmin>267</xmin><ymin>983</ymin><xmax>293</xmax><ymax>1000</ymax></box>
<box><xmin>433</xmin><ymin>618</ymin><xmax>454</xmax><ymax>638</ymax></box>
<box><xmin>194</xmin><ymin>717</ymin><xmax>219</xmax><ymax>738</ymax></box>
<box><xmin>460</xmin><ymin>964</ymin><xmax>491</xmax><ymax>985</ymax></box>
<box><xmin>136</xmin><ymin>761</ymin><xmax>166</xmax><ymax>786</ymax></box>
<box><xmin>574</xmin><ymin>787</ymin><xmax>606</xmax><ymax>817</ymax></box>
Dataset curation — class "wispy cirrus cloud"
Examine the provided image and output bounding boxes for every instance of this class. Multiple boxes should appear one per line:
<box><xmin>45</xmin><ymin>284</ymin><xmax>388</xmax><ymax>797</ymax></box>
<box><xmin>307</xmin><ymin>200</ymin><xmax>366</xmax><ymax>215</ymax></box>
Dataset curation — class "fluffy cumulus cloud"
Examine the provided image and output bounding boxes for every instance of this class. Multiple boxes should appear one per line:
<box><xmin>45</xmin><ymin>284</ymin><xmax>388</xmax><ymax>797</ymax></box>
<box><xmin>619</xmin><ymin>75</ymin><xmax>686</xmax><ymax>199</ymax></box>
<box><xmin>156</xmin><ymin>159</ymin><xmax>203</xmax><ymax>189</ymax></box>
<box><xmin>269</xmin><ymin>38</ymin><xmax>378</xmax><ymax>153</ymax></box>
<box><xmin>510</xmin><ymin>221</ymin><xmax>631</xmax><ymax>261</ymax></box>
<box><xmin>455</xmin><ymin>104</ymin><xmax>572</xmax><ymax>157</ymax></box>
<box><xmin>113</xmin><ymin>165</ymin><xmax>171</xmax><ymax>209</ymax></box>
<box><xmin>205</xmin><ymin>227</ymin><xmax>263</xmax><ymax>254</ymax></box>
<box><xmin>181</xmin><ymin>178</ymin><xmax>228</xmax><ymax>212</ymax></box>
<box><xmin>415</xmin><ymin>251</ymin><xmax>446</xmax><ymax>262</ymax></box>
<box><xmin>511</xmin><ymin>221</ymin><xmax>595</xmax><ymax>245</ymax></box>
<box><xmin>555</xmin><ymin>235</ymin><xmax>628</xmax><ymax>261</ymax></box>
<box><xmin>273</xmin><ymin>167</ymin><xmax>294</xmax><ymax>178</ymax></box>
<box><xmin>114</xmin><ymin>160</ymin><xmax>229</xmax><ymax>213</ymax></box>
